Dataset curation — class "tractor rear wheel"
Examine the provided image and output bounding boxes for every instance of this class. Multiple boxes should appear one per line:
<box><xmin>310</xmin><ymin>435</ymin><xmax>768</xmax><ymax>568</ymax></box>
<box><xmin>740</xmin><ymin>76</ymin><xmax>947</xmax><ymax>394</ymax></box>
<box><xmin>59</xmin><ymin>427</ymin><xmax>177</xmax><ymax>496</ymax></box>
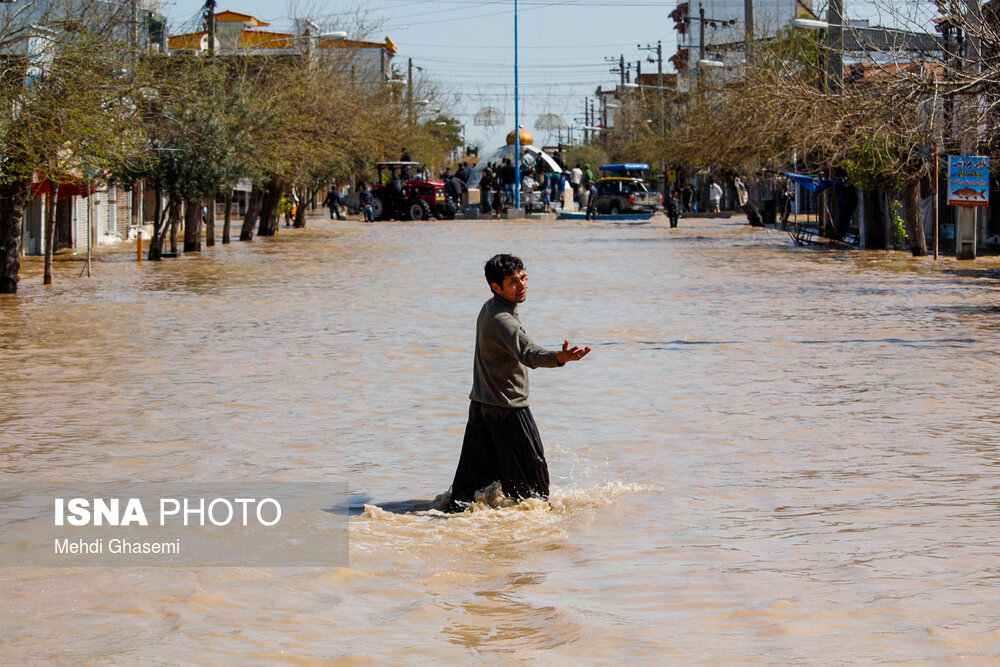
<box><xmin>407</xmin><ymin>200</ymin><xmax>432</xmax><ymax>221</ymax></box>
<box><xmin>371</xmin><ymin>196</ymin><xmax>387</xmax><ymax>220</ymax></box>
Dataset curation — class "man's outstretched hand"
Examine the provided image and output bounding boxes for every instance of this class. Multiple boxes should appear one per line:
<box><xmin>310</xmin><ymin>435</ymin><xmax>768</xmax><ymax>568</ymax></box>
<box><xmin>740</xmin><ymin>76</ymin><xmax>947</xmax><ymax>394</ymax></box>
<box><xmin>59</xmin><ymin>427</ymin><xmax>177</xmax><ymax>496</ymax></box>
<box><xmin>556</xmin><ymin>339</ymin><xmax>592</xmax><ymax>364</ymax></box>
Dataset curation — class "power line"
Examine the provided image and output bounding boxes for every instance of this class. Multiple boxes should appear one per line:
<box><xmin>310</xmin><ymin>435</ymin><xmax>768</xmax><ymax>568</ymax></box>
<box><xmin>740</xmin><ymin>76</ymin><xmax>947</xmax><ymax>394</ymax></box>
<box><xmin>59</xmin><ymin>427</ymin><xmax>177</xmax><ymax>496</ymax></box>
<box><xmin>400</xmin><ymin>40</ymin><xmax>666</xmax><ymax>50</ymax></box>
<box><xmin>379</xmin><ymin>0</ymin><xmax>670</xmax><ymax>6</ymax></box>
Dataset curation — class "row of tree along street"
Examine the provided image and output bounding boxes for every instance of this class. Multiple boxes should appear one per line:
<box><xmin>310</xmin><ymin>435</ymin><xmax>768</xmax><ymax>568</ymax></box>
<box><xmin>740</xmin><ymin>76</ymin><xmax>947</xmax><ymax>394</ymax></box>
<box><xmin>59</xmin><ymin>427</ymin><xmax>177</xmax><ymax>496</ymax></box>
<box><xmin>592</xmin><ymin>5</ymin><xmax>1000</xmax><ymax>257</ymax></box>
<box><xmin>0</xmin><ymin>0</ymin><xmax>457</xmax><ymax>294</ymax></box>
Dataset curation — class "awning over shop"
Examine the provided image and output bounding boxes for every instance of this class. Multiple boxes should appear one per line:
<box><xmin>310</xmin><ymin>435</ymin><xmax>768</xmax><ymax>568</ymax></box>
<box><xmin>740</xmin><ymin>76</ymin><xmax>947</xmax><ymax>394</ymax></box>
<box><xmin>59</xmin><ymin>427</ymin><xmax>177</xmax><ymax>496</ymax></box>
<box><xmin>784</xmin><ymin>172</ymin><xmax>839</xmax><ymax>193</ymax></box>
<box><xmin>30</xmin><ymin>181</ymin><xmax>97</xmax><ymax>199</ymax></box>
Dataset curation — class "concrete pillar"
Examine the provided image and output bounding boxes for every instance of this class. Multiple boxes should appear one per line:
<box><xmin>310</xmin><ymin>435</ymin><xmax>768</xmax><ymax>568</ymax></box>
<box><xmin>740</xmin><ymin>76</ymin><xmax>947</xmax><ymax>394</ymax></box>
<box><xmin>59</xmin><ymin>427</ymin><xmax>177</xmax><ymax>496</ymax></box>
<box><xmin>563</xmin><ymin>183</ymin><xmax>575</xmax><ymax>211</ymax></box>
<box><xmin>956</xmin><ymin>207</ymin><xmax>977</xmax><ymax>260</ymax></box>
<box><xmin>107</xmin><ymin>185</ymin><xmax>117</xmax><ymax>238</ymax></box>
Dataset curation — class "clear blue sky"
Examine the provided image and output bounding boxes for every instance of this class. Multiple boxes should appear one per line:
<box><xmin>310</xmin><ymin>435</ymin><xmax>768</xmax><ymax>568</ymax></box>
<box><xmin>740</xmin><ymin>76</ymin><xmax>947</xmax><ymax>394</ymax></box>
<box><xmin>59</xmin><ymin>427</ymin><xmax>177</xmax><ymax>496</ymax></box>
<box><xmin>162</xmin><ymin>0</ymin><xmax>941</xmax><ymax>151</ymax></box>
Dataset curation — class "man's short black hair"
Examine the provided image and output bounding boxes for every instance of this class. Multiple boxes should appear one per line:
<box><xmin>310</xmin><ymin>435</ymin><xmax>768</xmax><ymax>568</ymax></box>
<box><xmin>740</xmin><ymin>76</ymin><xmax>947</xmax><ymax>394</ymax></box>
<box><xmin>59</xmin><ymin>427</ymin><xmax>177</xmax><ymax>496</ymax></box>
<box><xmin>485</xmin><ymin>254</ymin><xmax>524</xmax><ymax>290</ymax></box>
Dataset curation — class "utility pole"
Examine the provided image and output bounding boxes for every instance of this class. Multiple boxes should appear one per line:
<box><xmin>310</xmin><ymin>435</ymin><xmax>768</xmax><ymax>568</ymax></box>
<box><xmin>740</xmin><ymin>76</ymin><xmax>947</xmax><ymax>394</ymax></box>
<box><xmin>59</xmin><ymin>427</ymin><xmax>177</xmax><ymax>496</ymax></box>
<box><xmin>606</xmin><ymin>55</ymin><xmax>626</xmax><ymax>86</ymax></box>
<box><xmin>656</xmin><ymin>41</ymin><xmax>663</xmax><ymax>183</ymax></box>
<box><xmin>956</xmin><ymin>0</ymin><xmax>983</xmax><ymax>260</ymax></box>
<box><xmin>583</xmin><ymin>98</ymin><xmax>589</xmax><ymax>143</ymax></box>
<box><xmin>514</xmin><ymin>0</ymin><xmax>521</xmax><ymax>209</ymax></box>
<box><xmin>640</xmin><ymin>40</ymin><xmax>666</xmax><ymax>190</ymax></box>
<box><xmin>700</xmin><ymin>5</ymin><xmax>706</xmax><ymax>62</ymax></box>
<box><xmin>827</xmin><ymin>0</ymin><xmax>843</xmax><ymax>92</ymax></box>
<box><xmin>656</xmin><ymin>41</ymin><xmax>663</xmax><ymax>82</ymax></box>
<box><xmin>203</xmin><ymin>0</ymin><xmax>216</xmax><ymax>55</ymax></box>
<box><xmin>407</xmin><ymin>57</ymin><xmax>414</xmax><ymax>126</ymax></box>
<box><xmin>744</xmin><ymin>0</ymin><xmax>754</xmax><ymax>63</ymax></box>
<box><xmin>691</xmin><ymin>5</ymin><xmax>737</xmax><ymax>77</ymax></box>
<box><xmin>130</xmin><ymin>0</ymin><xmax>139</xmax><ymax>49</ymax></box>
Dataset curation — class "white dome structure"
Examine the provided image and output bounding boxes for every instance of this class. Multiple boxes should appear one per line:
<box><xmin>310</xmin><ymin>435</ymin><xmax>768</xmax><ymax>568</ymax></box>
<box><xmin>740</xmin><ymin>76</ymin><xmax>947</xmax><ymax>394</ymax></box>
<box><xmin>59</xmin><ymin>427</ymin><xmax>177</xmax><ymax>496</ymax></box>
<box><xmin>467</xmin><ymin>132</ymin><xmax>562</xmax><ymax>190</ymax></box>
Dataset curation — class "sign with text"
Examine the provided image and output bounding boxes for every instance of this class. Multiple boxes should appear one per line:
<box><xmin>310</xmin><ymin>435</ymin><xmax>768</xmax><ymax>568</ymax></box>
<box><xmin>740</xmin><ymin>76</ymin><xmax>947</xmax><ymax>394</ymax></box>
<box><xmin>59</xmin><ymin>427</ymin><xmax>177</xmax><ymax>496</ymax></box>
<box><xmin>948</xmin><ymin>155</ymin><xmax>990</xmax><ymax>207</ymax></box>
<box><xmin>0</xmin><ymin>483</ymin><xmax>348</xmax><ymax>567</ymax></box>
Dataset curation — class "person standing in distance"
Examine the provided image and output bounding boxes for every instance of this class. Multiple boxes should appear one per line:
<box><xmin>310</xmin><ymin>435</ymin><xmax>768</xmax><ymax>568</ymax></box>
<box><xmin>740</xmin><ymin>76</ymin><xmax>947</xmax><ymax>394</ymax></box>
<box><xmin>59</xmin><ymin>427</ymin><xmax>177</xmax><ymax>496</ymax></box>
<box><xmin>449</xmin><ymin>254</ymin><xmax>591</xmax><ymax>511</ymax></box>
<box><xmin>359</xmin><ymin>184</ymin><xmax>375</xmax><ymax>222</ymax></box>
<box><xmin>708</xmin><ymin>179</ymin><xmax>723</xmax><ymax>213</ymax></box>
<box><xmin>585</xmin><ymin>181</ymin><xmax>598</xmax><ymax>220</ymax></box>
<box><xmin>666</xmin><ymin>187</ymin><xmax>681</xmax><ymax>228</ymax></box>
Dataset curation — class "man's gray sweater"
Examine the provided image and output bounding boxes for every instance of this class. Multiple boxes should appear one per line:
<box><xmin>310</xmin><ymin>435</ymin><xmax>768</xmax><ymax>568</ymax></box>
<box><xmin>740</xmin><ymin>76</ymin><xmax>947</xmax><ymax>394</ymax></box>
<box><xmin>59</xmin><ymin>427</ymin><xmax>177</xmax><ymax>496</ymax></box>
<box><xmin>469</xmin><ymin>295</ymin><xmax>562</xmax><ymax>408</ymax></box>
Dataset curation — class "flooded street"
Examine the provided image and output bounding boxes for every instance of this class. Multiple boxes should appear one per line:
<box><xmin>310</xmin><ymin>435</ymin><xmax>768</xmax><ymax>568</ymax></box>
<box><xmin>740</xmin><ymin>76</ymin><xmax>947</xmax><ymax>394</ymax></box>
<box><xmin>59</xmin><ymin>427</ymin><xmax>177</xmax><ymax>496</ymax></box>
<box><xmin>3</xmin><ymin>215</ymin><xmax>1000</xmax><ymax>664</ymax></box>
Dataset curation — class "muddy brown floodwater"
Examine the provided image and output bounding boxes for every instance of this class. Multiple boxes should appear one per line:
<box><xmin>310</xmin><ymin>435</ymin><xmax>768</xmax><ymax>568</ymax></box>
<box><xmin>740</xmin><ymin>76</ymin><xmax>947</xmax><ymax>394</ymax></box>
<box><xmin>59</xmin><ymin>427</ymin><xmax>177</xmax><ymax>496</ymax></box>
<box><xmin>2</xmin><ymin>215</ymin><xmax>1000</xmax><ymax>664</ymax></box>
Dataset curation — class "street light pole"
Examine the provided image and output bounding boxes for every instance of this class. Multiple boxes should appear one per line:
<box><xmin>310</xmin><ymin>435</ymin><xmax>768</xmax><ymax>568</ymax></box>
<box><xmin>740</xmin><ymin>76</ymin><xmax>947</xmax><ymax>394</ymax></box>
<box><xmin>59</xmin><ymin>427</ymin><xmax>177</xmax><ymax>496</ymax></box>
<box><xmin>827</xmin><ymin>0</ymin><xmax>843</xmax><ymax>92</ymax></box>
<box><xmin>793</xmin><ymin>17</ymin><xmax>839</xmax><ymax>92</ymax></box>
<box><xmin>514</xmin><ymin>0</ymin><xmax>521</xmax><ymax>210</ymax></box>
<box><xmin>203</xmin><ymin>0</ymin><xmax>216</xmax><ymax>56</ymax></box>
<box><xmin>639</xmin><ymin>40</ymin><xmax>665</xmax><ymax>187</ymax></box>
<box><xmin>692</xmin><ymin>4</ymin><xmax>737</xmax><ymax>87</ymax></box>
<box><xmin>744</xmin><ymin>0</ymin><xmax>754</xmax><ymax>64</ymax></box>
<box><xmin>699</xmin><ymin>4</ymin><xmax>706</xmax><ymax>63</ymax></box>
<box><xmin>407</xmin><ymin>57</ymin><xmax>414</xmax><ymax>126</ymax></box>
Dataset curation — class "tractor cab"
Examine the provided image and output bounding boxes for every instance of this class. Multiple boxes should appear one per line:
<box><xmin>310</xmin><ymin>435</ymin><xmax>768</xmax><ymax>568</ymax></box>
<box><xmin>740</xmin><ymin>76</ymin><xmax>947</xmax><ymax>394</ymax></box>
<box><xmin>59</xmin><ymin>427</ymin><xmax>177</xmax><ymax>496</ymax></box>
<box><xmin>376</xmin><ymin>161</ymin><xmax>424</xmax><ymax>185</ymax></box>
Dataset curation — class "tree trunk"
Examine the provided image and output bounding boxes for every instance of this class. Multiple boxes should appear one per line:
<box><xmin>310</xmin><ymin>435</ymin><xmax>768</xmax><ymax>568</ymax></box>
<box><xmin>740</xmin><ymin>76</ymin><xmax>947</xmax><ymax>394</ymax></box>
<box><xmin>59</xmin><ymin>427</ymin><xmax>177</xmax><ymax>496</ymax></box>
<box><xmin>205</xmin><ymin>195</ymin><xmax>216</xmax><ymax>247</ymax></box>
<box><xmin>862</xmin><ymin>190</ymin><xmax>886</xmax><ymax>249</ymax></box>
<box><xmin>989</xmin><ymin>172</ymin><xmax>1000</xmax><ymax>238</ymax></box>
<box><xmin>258</xmin><ymin>177</ymin><xmax>282</xmax><ymax>237</ymax></box>
<box><xmin>0</xmin><ymin>180</ymin><xmax>30</xmax><ymax>293</ymax></box>
<box><xmin>734</xmin><ymin>177</ymin><xmax>764</xmax><ymax>226</ymax></box>
<box><xmin>882</xmin><ymin>191</ymin><xmax>893</xmax><ymax>251</ymax></box>
<box><xmin>293</xmin><ymin>193</ymin><xmax>307</xmax><ymax>228</ymax></box>
<box><xmin>167</xmin><ymin>195</ymin><xmax>183</xmax><ymax>255</ymax></box>
<box><xmin>184</xmin><ymin>197</ymin><xmax>202</xmax><ymax>253</ymax></box>
<box><xmin>742</xmin><ymin>201</ymin><xmax>764</xmax><ymax>227</ymax></box>
<box><xmin>169</xmin><ymin>199</ymin><xmax>180</xmax><ymax>254</ymax></box>
<box><xmin>257</xmin><ymin>187</ymin><xmax>272</xmax><ymax>237</ymax></box>
<box><xmin>903</xmin><ymin>178</ymin><xmax>928</xmax><ymax>257</ymax></box>
<box><xmin>148</xmin><ymin>187</ymin><xmax>166</xmax><ymax>260</ymax></box>
<box><xmin>827</xmin><ymin>187</ymin><xmax>840</xmax><ymax>238</ymax></box>
<box><xmin>240</xmin><ymin>185</ymin><xmax>261</xmax><ymax>241</ymax></box>
<box><xmin>43</xmin><ymin>180</ymin><xmax>57</xmax><ymax>285</ymax></box>
<box><xmin>222</xmin><ymin>191</ymin><xmax>232</xmax><ymax>244</ymax></box>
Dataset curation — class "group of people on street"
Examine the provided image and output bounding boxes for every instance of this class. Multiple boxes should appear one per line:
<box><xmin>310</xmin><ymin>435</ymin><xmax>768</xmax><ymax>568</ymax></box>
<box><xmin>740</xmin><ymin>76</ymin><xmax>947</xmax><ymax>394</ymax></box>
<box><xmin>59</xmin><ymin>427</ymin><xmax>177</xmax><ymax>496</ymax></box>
<box><xmin>322</xmin><ymin>187</ymin><xmax>346</xmax><ymax>221</ymax></box>
<box><xmin>476</xmin><ymin>151</ymin><xmax>602</xmax><ymax>216</ymax></box>
<box><xmin>477</xmin><ymin>157</ymin><xmax>521</xmax><ymax>216</ymax></box>
<box><xmin>440</xmin><ymin>162</ymin><xmax>471</xmax><ymax>208</ymax></box>
<box><xmin>315</xmin><ymin>159</ymin><xmax>750</xmax><ymax>226</ymax></box>
<box><xmin>660</xmin><ymin>179</ymin><xmax>722</xmax><ymax>227</ymax></box>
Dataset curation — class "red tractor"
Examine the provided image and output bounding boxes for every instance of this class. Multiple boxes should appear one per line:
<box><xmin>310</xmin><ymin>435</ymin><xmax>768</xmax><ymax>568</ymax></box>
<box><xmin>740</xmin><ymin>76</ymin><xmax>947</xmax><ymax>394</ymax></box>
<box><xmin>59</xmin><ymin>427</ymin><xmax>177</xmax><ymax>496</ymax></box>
<box><xmin>370</xmin><ymin>162</ymin><xmax>459</xmax><ymax>221</ymax></box>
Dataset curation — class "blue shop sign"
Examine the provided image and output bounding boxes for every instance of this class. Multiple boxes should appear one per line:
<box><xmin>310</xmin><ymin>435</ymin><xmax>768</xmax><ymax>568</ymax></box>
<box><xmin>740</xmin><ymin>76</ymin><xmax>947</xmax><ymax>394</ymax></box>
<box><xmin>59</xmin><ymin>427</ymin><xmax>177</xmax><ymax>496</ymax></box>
<box><xmin>948</xmin><ymin>156</ymin><xmax>990</xmax><ymax>207</ymax></box>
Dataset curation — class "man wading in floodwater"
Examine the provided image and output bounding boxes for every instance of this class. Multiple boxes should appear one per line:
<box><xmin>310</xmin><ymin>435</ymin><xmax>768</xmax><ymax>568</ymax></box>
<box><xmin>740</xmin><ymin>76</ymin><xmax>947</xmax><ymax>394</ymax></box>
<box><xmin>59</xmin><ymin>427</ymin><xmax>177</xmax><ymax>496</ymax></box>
<box><xmin>448</xmin><ymin>254</ymin><xmax>591</xmax><ymax>511</ymax></box>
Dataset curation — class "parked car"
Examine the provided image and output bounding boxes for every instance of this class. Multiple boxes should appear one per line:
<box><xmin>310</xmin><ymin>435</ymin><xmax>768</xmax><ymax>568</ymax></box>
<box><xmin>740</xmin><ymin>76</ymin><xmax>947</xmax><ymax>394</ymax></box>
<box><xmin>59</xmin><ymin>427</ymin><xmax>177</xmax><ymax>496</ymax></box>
<box><xmin>593</xmin><ymin>165</ymin><xmax>662</xmax><ymax>214</ymax></box>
